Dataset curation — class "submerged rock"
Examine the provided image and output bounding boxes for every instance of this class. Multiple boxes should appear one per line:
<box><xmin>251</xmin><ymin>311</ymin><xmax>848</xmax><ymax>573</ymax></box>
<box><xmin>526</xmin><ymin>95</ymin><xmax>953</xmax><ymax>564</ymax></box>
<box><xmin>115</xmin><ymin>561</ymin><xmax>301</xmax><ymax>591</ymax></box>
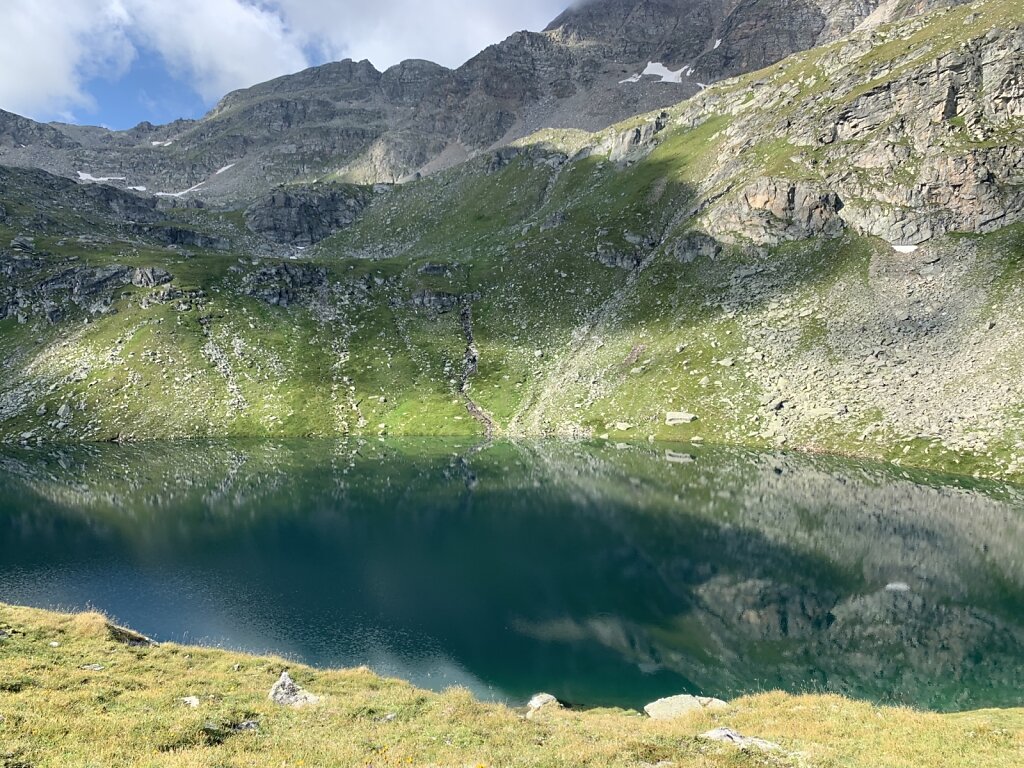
<box><xmin>269</xmin><ymin>671</ymin><xmax>319</xmax><ymax>708</ymax></box>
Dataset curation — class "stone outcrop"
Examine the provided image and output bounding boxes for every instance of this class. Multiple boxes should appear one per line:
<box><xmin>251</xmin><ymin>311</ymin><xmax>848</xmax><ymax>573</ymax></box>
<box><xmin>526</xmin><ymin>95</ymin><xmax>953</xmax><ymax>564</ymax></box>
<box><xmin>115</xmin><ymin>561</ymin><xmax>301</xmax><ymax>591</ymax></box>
<box><xmin>696</xmin><ymin>21</ymin><xmax>1024</xmax><ymax>245</ymax></box>
<box><xmin>133</xmin><ymin>225</ymin><xmax>231</xmax><ymax>251</ymax></box>
<box><xmin>241</xmin><ymin>263</ymin><xmax>328</xmax><ymax>306</ymax></box>
<box><xmin>708</xmin><ymin>179</ymin><xmax>845</xmax><ymax>244</ymax></box>
<box><xmin>245</xmin><ymin>184</ymin><xmax>373</xmax><ymax>246</ymax></box>
<box><xmin>607</xmin><ymin>113</ymin><xmax>670</xmax><ymax>162</ymax></box>
<box><xmin>525</xmin><ymin>692</ymin><xmax>562</xmax><ymax>719</ymax></box>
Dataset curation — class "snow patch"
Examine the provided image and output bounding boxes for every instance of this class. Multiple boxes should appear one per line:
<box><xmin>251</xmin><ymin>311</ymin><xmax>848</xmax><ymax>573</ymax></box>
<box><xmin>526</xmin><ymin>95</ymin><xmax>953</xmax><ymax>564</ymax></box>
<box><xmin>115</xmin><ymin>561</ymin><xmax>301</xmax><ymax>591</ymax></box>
<box><xmin>77</xmin><ymin>171</ymin><xmax>126</xmax><ymax>183</ymax></box>
<box><xmin>642</xmin><ymin>62</ymin><xmax>686</xmax><ymax>83</ymax></box>
<box><xmin>892</xmin><ymin>244</ymin><xmax>919</xmax><ymax>254</ymax></box>
<box><xmin>714</xmin><ymin>38</ymin><xmax>722</xmax><ymax>49</ymax></box>
<box><xmin>128</xmin><ymin>186</ymin><xmax>147</xmax><ymax>192</ymax></box>
<box><xmin>621</xmin><ymin>61</ymin><xmax>690</xmax><ymax>85</ymax></box>
<box><xmin>215</xmin><ymin>163</ymin><xmax>236</xmax><ymax>175</ymax></box>
<box><xmin>154</xmin><ymin>181</ymin><xmax>206</xmax><ymax>198</ymax></box>
<box><xmin>885</xmin><ymin>582</ymin><xmax>911</xmax><ymax>593</ymax></box>
<box><xmin>151</xmin><ymin>140</ymin><xmax>174</xmax><ymax>147</ymax></box>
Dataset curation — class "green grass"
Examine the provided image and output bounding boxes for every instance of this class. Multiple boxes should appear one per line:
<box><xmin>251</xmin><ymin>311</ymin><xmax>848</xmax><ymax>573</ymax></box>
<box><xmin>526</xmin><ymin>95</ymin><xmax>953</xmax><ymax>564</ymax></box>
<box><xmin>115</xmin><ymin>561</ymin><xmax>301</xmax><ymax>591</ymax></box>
<box><xmin>1</xmin><ymin>603</ymin><xmax>1022</xmax><ymax>768</ymax></box>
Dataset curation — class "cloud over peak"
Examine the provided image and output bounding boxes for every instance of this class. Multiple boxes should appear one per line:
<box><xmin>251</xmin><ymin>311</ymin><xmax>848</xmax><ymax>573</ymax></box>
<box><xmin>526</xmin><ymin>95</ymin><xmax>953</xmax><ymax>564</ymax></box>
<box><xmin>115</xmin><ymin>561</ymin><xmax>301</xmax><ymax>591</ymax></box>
<box><xmin>0</xmin><ymin>0</ymin><xmax>566</xmax><ymax>124</ymax></box>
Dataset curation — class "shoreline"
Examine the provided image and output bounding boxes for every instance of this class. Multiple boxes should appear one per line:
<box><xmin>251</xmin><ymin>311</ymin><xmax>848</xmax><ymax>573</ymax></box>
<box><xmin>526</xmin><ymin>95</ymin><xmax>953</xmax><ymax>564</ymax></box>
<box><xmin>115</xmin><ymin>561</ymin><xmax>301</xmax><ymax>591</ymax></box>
<box><xmin>1</xmin><ymin>603</ymin><xmax>1022</xmax><ymax>767</ymax></box>
<box><xmin>4</xmin><ymin>432</ymin><xmax>1023</xmax><ymax>489</ymax></box>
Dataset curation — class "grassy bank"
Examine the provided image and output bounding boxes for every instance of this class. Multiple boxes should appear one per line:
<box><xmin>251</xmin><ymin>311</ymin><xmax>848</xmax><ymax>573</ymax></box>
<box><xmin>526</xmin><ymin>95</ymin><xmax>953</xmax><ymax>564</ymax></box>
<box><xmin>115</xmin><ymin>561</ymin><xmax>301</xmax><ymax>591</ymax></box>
<box><xmin>0</xmin><ymin>604</ymin><xmax>1021</xmax><ymax>767</ymax></box>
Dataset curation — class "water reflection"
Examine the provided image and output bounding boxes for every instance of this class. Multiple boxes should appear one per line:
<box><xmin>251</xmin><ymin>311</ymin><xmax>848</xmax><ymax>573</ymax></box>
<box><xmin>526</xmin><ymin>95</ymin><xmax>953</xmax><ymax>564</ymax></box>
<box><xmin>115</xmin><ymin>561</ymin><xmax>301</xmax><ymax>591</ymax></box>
<box><xmin>0</xmin><ymin>439</ymin><xmax>1022</xmax><ymax>711</ymax></box>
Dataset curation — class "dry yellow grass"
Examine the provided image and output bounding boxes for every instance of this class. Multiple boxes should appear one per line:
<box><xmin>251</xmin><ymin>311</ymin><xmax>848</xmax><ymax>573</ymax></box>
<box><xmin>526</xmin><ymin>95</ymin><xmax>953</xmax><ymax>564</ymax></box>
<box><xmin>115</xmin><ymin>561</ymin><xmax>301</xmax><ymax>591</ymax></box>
<box><xmin>1</xmin><ymin>603</ymin><xmax>1022</xmax><ymax>767</ymax></box>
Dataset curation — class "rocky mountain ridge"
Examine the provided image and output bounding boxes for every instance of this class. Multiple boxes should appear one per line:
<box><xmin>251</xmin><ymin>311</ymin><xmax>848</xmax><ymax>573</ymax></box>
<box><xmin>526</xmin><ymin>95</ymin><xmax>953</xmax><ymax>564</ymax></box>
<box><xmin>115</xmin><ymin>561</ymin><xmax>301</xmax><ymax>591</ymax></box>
<box><xmin>0</xmin><ymin>0</ymin><xmax>974</xmax><ymax>206</ymax></box>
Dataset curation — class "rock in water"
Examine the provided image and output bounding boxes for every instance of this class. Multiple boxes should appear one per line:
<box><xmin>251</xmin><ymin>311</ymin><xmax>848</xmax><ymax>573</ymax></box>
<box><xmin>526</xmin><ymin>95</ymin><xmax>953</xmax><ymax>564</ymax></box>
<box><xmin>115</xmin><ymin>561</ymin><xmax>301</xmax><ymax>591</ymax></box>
<box><xmin>526</xmin><ymin>692</ymin><xmax>562</xmax><ymax>719</ymax></box>
<box><xmin>643</xmin><ymin>694</ymin><xmax>728</xmax><ymax>720</ymax></box>
<box><xmin>699</xmin><ymin>727</ymin><xmax>781</xmax><ymax>752</ymax></box>
<box><xmin>268</xmin><ymin>671</ymin><xmax>319</xmax><ymax>708</ymax></box>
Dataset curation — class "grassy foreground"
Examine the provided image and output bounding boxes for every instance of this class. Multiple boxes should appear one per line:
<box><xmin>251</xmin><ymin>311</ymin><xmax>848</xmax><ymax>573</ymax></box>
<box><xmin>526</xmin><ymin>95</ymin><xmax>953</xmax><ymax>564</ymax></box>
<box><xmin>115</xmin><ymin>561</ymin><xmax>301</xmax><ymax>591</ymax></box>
<box><xmin>0</xmin><ymin>605</ymin><xmax>1022</xmax><ymax>767</ymax></box>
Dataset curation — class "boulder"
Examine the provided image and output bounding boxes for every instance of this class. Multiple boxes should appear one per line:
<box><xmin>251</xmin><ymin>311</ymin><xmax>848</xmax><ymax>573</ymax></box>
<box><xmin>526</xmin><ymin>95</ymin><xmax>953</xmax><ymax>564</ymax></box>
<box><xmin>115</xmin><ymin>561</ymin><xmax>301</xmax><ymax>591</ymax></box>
<box><xmin>643</xmin><ymin>694</ymin><xmax>728</xmax><ymax>720</ymax></box>
<box><xmin>526</xmin><ymin>692</ymin><xmax>562</xmax><ymax>719</ymax></box>
<box><xmin>698</xmin><ymin>727</ymin><xmax>781</xmax><ymax>752</ymax></box>
<box><xmin>666</xmin><ymin>411</ymin><xmax>698</xmax><ymax>426</ymax></box>
<box><xmin>268</xmin><ymin>671</ymin><xmax>319</xmax><ymax>708</ymax></box>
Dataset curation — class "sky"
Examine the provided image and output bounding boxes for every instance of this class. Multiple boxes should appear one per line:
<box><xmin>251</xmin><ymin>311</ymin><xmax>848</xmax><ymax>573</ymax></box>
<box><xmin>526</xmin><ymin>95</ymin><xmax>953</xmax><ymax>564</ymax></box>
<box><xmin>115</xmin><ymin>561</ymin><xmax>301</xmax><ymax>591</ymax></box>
<box><xmin>0</xmin><ymin>0</ymin><xmax>570</xmax><ymax>130</ymax></box>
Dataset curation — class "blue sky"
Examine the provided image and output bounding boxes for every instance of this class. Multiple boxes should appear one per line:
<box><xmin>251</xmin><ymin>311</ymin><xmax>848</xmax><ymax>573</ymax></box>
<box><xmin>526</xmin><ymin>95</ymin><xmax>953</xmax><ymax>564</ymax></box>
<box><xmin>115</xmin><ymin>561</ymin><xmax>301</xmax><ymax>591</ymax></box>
<box><xmin>0</xmin><ymin>0</ymin><xmax>569</xmax><ymax>130</ymax></box>
<box><xmin>81</xmin><ymin>49</ymin><xmax>210</xmax><ymax>128</ymax></box>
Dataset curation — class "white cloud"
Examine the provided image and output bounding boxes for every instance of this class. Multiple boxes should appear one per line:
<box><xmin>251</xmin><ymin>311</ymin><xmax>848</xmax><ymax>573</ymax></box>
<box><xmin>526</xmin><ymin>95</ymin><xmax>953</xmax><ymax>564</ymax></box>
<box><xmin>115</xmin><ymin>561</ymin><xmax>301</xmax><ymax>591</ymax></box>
<box><xmin>0</xmin><ymin>0</ymin><xmax>568</xmax><ymax>123</ymax></box>
<box><xmin>122</xmin><ymin>0</ymin><xmax>309</xmax><ymax>102</ymax></box>
<box><xmin>0</xmin><ymin>0</ymin><xmax>135</xmax><ymax>120</ymax></box>
<box><xmin>272</xmin><ymin>0</ymin><xmax>567</xmax><ymax>69</ymax></box>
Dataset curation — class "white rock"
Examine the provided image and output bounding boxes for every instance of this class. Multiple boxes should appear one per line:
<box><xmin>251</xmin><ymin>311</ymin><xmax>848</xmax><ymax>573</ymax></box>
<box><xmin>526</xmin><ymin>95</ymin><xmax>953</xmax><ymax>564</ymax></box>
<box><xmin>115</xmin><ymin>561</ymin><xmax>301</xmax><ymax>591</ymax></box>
<box><xmin>885</xmin><ymin>582</ymin><xmax>911</xmax><ymax>593</ymax></box>
<box><xmin>644</xmin><ymin>694</ymin><xmax>728</xmax><ymax>720</ymax></box>
<box><xmin>268</xmin><ymin>671</ymin><xmax>320</xmax><ymax>708</ymax></box>
<box><xmin>526</xmin><ymin>693</ymin><xmax>561</xmax><ymax>719</ymax></box>
<box><xmin>699</xmin><ymin>727</ymin><xmax>781</xmax><ymax>752</ymax></box>
<box><xmin>181</xmin><ymin>696</ymin><xmax>200</xmax><ymax>708</ymax></box>
<box><xmin>666</xmin><ymin>411</ymin><xmax>698</xmax><ymax>426</ymax></box>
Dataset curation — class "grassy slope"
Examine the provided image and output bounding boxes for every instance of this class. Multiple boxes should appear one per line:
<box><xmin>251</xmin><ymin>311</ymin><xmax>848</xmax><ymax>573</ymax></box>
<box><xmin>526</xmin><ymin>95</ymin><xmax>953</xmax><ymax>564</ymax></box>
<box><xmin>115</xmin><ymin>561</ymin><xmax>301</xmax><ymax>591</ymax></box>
<box><xmin>1</xmin><ymin>604</ymin><xmax>1022</xmax><ymax>768</ymax></box>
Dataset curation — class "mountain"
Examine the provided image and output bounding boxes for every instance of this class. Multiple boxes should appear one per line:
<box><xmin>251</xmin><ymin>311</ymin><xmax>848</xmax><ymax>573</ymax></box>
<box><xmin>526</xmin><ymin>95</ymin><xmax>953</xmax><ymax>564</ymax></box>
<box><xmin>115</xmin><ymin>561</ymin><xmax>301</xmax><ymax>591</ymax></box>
<box><xmin>0</xmin><ymin>0</ymin><xmax>970</xmax><ymax>205</ymax></box>
<box><xmin>0</xmin><ymin>0</ymin><xmax>1021</xmax><ymax>480</ymax></box>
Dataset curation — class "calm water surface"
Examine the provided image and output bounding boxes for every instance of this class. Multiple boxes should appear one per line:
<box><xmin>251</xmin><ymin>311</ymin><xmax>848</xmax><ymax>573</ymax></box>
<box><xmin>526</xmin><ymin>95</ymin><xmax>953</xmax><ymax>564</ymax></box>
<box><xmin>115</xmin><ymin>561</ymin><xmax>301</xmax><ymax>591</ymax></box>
<box><xmin>1</xmin><ymin>439</ymin><xmax>1022</xmax><ymax>712</ymax></box>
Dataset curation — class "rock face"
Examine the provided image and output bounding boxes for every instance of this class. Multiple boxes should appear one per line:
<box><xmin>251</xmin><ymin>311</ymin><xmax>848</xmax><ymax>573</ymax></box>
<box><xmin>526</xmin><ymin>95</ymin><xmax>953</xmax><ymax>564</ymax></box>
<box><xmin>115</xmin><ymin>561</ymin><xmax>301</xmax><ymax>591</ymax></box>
<box><xmin>644</xmin><ymin>694</ymin><xmax>728</xmax><ymax>719</ymax></box>
<box><xmin>268</xmin><ymin>671</ymin><xmax>319</xmax><ymax>708</ymax></box>
<box><xmin>697</xmin><ymin>22</ymin><xmax>1024</xmax><ymax>245</ymax></box>
<box><xmin>709</xmin><ymin>179</ymin><xmax>845</xmax><ymax>245</ymax></box>
<box><xmin>245</xmin><ymin>184</ymin><xmax>373</xmax><ymax>245</ymax></box>
<box><xmin>130</xmin><ymin>268</ymin><xmax>173</xmax><ymax>288</ymax></box>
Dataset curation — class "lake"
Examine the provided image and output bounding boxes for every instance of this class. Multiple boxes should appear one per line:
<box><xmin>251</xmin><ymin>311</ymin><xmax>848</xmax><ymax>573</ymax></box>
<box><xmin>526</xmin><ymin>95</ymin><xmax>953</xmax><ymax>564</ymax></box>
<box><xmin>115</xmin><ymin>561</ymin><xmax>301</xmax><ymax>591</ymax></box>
<box><xmin>1</xmin><ymin>439</ymin><xmax>1022</xmax><ymax>712</ymax></box>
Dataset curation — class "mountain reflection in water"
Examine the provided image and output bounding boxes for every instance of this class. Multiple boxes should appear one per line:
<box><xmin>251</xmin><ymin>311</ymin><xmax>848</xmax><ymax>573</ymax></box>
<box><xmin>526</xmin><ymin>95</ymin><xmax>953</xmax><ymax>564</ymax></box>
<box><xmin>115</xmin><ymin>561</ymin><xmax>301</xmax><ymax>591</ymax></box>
<box><xmin>1</xmin><ymin>439</ymin><xmax>1022</xmax><ymax>712</ymax></box>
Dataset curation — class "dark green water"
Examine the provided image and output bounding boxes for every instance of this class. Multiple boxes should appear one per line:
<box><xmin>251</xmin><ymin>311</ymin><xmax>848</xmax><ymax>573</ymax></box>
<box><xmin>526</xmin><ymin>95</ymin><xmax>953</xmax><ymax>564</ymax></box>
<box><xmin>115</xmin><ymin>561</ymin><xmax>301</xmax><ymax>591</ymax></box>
<box><xmin>1</xmin><ymin>439</ymin><xmax>1022</xmax><ymax>712</ymax></box>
